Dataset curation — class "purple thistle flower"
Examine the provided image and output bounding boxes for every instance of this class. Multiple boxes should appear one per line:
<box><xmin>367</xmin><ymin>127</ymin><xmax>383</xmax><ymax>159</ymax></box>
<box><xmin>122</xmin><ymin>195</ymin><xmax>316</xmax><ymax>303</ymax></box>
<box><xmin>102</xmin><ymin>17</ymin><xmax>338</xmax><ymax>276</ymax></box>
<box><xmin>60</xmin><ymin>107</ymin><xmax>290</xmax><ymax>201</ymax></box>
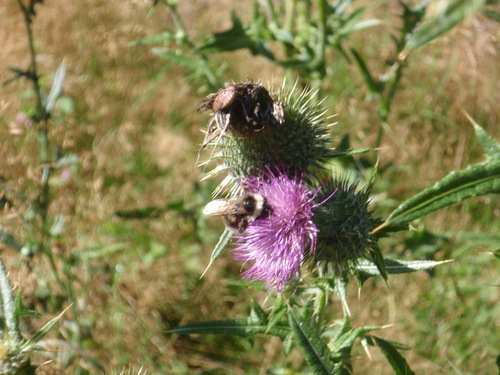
<box><xmin>232</xmin><ymin>169</ymin><xmax>320</xmax><ymax>293</ymax></box>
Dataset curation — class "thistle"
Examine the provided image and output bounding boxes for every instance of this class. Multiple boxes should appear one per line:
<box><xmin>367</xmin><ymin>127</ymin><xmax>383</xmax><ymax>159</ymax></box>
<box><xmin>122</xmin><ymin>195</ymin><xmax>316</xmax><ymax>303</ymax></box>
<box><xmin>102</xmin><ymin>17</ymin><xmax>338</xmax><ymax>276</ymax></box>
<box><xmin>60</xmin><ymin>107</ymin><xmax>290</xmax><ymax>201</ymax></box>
<box><xmin>198</xmin><ymin>80</ymin><xmax>381</xmax><ymax>290</ymax></box>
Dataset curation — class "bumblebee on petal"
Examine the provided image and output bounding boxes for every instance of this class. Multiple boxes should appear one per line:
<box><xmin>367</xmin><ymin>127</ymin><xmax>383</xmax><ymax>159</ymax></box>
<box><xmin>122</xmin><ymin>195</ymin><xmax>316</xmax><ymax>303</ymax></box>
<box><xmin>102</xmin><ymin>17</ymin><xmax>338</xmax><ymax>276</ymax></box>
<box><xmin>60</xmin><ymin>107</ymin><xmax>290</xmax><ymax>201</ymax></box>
<box><xmin>203</xmin><ymin>193</ymin><xmax>267</xmax><ymax>233</ymax></box>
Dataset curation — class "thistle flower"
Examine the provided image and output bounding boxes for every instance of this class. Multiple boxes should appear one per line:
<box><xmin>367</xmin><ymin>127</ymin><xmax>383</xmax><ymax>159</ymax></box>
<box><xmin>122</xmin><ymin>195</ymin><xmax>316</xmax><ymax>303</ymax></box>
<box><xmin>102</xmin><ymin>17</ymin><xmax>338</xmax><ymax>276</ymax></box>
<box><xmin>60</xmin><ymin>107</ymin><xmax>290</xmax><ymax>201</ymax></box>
<box><xmin>232</xmin><ymin>169</ymin><xmax>321</xmax><ymax>293</ymax></box>
<box><xmin>312</xmin><ymin>177</ymin><xmax>383</xmax><ymax>275</ymax></box>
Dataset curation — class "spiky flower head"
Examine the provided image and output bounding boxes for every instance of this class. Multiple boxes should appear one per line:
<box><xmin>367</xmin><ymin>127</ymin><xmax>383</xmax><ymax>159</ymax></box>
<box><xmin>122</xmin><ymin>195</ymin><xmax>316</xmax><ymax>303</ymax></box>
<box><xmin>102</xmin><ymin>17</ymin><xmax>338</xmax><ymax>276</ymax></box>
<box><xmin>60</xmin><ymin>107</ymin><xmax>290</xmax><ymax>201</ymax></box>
<box><xmin>232</xmin><ymin>169</ymin><xmax>321</xmax><ymax>293</ymax></box>
<box><xmin>199</xmin><ymin>80</ymin><xmax>332</xmax><ymax>195</ymax></box>
<box><xmin>311</xmin><ymin>177</ymin><xmax>383</xmax><ymax>275</ymax></box>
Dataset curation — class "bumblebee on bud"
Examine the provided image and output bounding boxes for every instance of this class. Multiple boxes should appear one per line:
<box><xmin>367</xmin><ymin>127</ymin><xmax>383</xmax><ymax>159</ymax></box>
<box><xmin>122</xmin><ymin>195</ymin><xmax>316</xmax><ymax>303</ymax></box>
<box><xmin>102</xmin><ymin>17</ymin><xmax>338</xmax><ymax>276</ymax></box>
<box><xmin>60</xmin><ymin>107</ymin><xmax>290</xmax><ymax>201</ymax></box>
<box><xmin>197</xmin><ymin>81</ymin><xmax>285</xmax><ymax>159</ymax></box>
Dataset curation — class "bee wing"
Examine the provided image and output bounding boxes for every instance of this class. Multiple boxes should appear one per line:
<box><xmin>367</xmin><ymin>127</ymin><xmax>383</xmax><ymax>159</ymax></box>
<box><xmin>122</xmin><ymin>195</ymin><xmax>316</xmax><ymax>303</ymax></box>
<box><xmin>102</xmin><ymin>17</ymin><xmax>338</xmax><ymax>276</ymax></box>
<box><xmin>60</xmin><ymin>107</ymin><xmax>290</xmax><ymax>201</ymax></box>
<box><xmin>201</xmin><ymin>198</ymin><xmax>236</xmax><ymax>216</ymax></box>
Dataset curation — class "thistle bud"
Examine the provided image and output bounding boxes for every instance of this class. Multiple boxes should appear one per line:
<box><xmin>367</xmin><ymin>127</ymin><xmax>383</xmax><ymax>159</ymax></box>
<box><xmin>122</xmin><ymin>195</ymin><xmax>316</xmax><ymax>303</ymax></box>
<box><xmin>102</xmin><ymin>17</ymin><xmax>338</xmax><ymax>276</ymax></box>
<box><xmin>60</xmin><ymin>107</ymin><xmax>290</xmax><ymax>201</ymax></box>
<box><xmin>198</xmin><ymin>80</ymin><xmax>332</xmax><ymax>194</ymax></box>
<box><xmin>312</xmin><ymin>177</ymin><xmax>382</xmax><ymax>275</ymax></box>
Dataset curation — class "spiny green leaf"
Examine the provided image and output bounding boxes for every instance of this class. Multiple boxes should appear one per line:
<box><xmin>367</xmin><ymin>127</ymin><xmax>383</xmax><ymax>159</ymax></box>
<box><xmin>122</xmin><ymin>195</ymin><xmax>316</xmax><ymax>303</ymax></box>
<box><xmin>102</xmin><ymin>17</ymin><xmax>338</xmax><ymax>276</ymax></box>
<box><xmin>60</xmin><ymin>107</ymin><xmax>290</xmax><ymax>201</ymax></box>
<box><xmin>249</xmin><ymin>300</ymin><xmax>268</xmax><ymax>325</ymax></box>
<box><xmin>329</xmin><ymin>323</ymin><xmax>383</xmax><ymax>360</ymax></box>
<box><xmin>200</xmin><ymin>228</ymin><xmax>232</xmax><ymax>279</ymax></box>
<box><xmin>174</xmin><ymin>318</ymin><xmax>261</xmax><ymax>337</ymax></box>
<box><xmin>463</xmin><ymin>111</ymin><xmax>500</xmax><ymax>160</ymax></box>
<box><xmin>350</xmin><ymin>48</ymin><xmax>382</xmax><ymax>95</ymax></box>
<box><xmin>385</xmin><ymin>160</ymin><xmax>500</xmax><ymax>225</ymax></box>
<box><xmin>196</xmin><ymin>11</ymin><xmax>274</xmax><ymax>60</ymax></box>
<box><xmin>369</xmin><ymin>245</ymin><xmax>387</xmax><ymax>281</ymax></box>
<box><xmin>210</xmin><ymin>228</ymin><xmax>232</xmax><ymax>263</ymax></box>
<box><xmin>369</xmin><ymin>336</ymin><xmax>415</xmax><ymax>375</ymax></box>
<box><xmin>355</xmin><ymin>258</ymin><xmax>451</xmax><ymax>285</ymax></box>
<box><xmin>332</xmin><ymin>277</ymin><xmax>350</xmax><ymax>316</ymax></box>
<box><xmin>23</xmin><ymin>305</ymin><xmax>70</xmax><ymax>349</ymax></box>
<box><xmin>288</xmin><ymin>307</ymin><xmax>336</xmax><ymax>375</ymax></box>
<box><xmin>268</xmin><ymin>295</ymin><xmax>287</xmax><ymax>331</ymax></box>
<box><xmin>329</xmin><ymin>327</ymin><xmax>364</xmax><ymax>361</ymax></box>
<box><xmin>383</xmin><ymin>124</ymin><xmax>500</xmax><ymax>226</ymax></box>
<box><xmin>403</xmin><ymin>0</ymin><xmax>485</xmax><ymax>53</ymax></box>
<box><xmin>15</xmin><ymin>290</ymin><xmax>41</xmax><ymax>319</ymax></box>
<box><xmin>356</xmin><ymin>258</ymin><xmax>450</xmax><ymax>276</ymax></box>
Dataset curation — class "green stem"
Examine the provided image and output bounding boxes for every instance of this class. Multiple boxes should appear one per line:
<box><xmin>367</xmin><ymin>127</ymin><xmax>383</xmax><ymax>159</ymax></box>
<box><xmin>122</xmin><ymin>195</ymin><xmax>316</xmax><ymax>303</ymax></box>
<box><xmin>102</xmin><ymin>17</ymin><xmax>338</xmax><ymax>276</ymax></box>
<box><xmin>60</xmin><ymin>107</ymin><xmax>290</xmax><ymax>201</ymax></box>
<box><xmin>316</xmin><ymin>0</ymin><xmax>327</xmax><ymax>76</ymax></box>
<box><xmin>17</xmin><ymin>0</ymin><xmax>66</xmax><ymax>294</ymax></box>
<box><xmin>17</xmin><ymin>0</ymin><xmax>46</xmax><ymax>121</ymax></box>
<box><xmin>20</xmin><ymin>0</ymin><xmax>52</xmax><ymax>251</ymax></box>
<box><xmin>163</xmin><ymin>0</ymin><xmax>217</xmax><ymax>88</ymax></box>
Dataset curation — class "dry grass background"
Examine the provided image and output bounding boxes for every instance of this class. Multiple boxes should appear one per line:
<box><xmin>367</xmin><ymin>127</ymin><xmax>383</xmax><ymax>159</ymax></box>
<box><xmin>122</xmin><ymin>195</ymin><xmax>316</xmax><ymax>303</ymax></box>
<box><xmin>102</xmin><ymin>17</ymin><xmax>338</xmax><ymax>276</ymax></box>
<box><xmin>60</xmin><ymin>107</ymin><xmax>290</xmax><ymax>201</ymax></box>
<box><xmin>1</xmin><ymin>0</ymin><xmax>499</xmax><ymax>374</ymax></box>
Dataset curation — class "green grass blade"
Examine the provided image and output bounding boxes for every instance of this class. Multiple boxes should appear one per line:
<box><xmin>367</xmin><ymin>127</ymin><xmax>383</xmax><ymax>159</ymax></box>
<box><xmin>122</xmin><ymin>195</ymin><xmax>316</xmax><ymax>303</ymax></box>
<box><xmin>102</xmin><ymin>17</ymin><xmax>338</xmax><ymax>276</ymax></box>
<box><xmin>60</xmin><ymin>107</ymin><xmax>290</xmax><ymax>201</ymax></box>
<box><xmin>404</xmin><ymin>0</ymin><xmax>485</xmax><ymax>53</ymax></box>
<box><xmin>0</xmin><ymin>228</ymin><xmax>23</xmax><ymax>252</ymax></box>
<box><xmin>288</xmin><ymin>306</ymin><xmax>336</xmax><ymax>375</ymax></box>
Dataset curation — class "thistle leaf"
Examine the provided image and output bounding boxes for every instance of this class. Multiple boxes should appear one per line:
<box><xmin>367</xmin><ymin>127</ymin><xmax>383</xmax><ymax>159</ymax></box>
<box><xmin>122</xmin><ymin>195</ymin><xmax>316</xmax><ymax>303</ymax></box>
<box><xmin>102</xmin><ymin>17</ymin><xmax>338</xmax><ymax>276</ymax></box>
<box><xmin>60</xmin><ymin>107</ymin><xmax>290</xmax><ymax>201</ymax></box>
<box><xmin>249</xmin><ymin>300</ymin><xmax>268</xmax><ymax>325</ymax></box>
<box><xmin>369</xmin><ymin>336</ymin><xmax>415</xmax><ymax>375</ymax></box>
<box><xmin>200</xmin><ymin>228</ymin><xmax>232</xmax><ymax>279</ymax></box>
<box><xmin>24</xmin><ymin>305</ymin><xmax>71</xmax><ymax>349</ymax></box>
<box><xmin>196</xmin><ymin>11</ymin><xmax>274</xmax><ymax>60</ymax></box>
<box><xmin>382</xmin><ymin>123</ymin><xmax>500</xmax><ymax>226</ymax></box>
<box><xmin>210</xmin><ymin>228</ymin><xmax>232</xmax><ymax>263</ymax></box>
<box><xmin>350</xmin><ymin>48</ymin><xmax>382</xmax><ymax>95</ymax></box>
<box><xmin>45</xmin><ymin>61</ymin><xmax>67</xmax><ymax>114</ymax></box>
<box><xmin>355</xmin><ymin>258</ymin><xmax>451</xmax><ymax>285</ymax></box>
<box><xmin>463</xmin><ymin>111</ymin><xmax>500</xmax><ymax>160</ymax></box>
<box><xmin>332</xmin><ymin>277</ymin><xmax>350</xmax><ymax>317</ymax></box>
<box><xmin>173</xmin><ymin>316</ymin><xmax>290</xmax><ymax>339</ymax></box>
<box><xmin>288</xmin><ymin>306</ymin><xmax>336</xmax><ymax>375</ymax></box>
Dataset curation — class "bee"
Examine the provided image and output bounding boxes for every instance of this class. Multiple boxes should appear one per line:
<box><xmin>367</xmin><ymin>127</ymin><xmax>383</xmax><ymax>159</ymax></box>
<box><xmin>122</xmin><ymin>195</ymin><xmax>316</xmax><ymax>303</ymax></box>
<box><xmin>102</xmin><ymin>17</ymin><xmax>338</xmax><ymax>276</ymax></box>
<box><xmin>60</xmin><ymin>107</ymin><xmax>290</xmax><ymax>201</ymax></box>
<box><xmin>202</xmin><ymin>193</ymin><xmax>267</xmax><ymax>233</ymax></box>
